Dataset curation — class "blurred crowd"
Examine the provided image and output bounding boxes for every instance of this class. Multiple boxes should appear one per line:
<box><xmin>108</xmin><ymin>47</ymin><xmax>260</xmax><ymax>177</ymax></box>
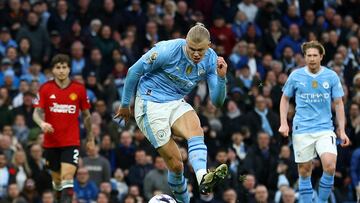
<box><xmin>0</xmin><ymin>0</ymin><xmax>359</xmax><ymax>202</ymax></box>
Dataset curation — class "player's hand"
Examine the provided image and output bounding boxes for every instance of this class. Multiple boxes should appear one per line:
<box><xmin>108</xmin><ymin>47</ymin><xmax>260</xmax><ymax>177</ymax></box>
<box><xmin>86</xmin><ymin>138</ymin><xmax>96</xmax><ymax>152</ymax></box>
<box><xmin>278</xmin><ymin>124</ymin><xmax>289</xmax><ymax>137</ymax></box>
<box><xmin>114</xmin><ymin>107</ymin><xmax>131</xmax><ymax>125</ymax></box>
<box><xmin>217</xmin><ymin>57</ymin><xmax>227</xmax><ymax>78</ymax></box>
<box><xmin>338</xmin><ymin>131</ymin><xmax>350</xmax><ymax>147</ymax></box>
<box><xmin>40</xmin><ymin>122</ymin><xmax>54</xmax><ymax>134</ymax></box>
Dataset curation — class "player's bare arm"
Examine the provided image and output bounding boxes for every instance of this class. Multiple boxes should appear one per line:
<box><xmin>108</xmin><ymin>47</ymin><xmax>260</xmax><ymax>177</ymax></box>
<box><xmin>279</xmin><ymin>94</ymin><xmax>290</xmax><ymax>137</ymax></box>
<box><xmin>82</xmin><ymin>109</ymin><xmax>95</xmax><ymax>151</ymax></box>
<box><xmin>217</xmin><ymin>57</ymin><xmax>227</xmax><ymax>78</ymax></box>
<box><xmin>333</xmin><ymin>98</ymin><xmax>350</xmax><ymax>147</ymax></box>
<box><xmin>33</xmin><ymin>107</ymin><xmax>54</xmax><ymax>133</ymax></box>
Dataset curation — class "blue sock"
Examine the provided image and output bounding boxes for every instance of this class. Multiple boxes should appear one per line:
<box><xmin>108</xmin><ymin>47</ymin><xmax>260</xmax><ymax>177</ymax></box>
<box><xmin>168</xmin><ymin>171</ymin><xmax>190</xmax><ymax>203</ymax></box>
<box><xmin>299</xmin><ymin>176</ymin><xmax>313</xmax><ymax>203</ymax></box>
<box><xmin>187</xmin><ymin>136</ymin><xmax>207</xmax><ymax>184</ymax></box>
<box><xmin>318</xmin><ymin>172</ymin><xmax>334</xmax><ymax>203</ymax></box>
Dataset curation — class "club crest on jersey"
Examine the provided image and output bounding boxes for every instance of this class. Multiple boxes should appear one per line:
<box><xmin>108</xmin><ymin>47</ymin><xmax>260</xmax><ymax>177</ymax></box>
<box><xmin>69</xmin><ymin>93</ymin><xmax>78</xmax><ymax>101</ymax></box>
<box><xmin>322</xmin><ymin>81</ymin><xmax>329</xmax><ymax>89</ymax></box>
<box><xmin>147</xmin><ymin>52</ymin><xmax>158</xmax><ymax>64</ymax></box>
<box><xmin>198</xmin><ymin>68</ymin><xmax>206</xmax><ymax>76</ymax></box>
<box><xmin>186</xmin><ymin>66</ymin><xmax>193</xmax><ymax>75</ymax></box>
<box><xmin>312</xmin><ymin>81</ymin><xmax>318</xmax><ymax>88</ymax></box>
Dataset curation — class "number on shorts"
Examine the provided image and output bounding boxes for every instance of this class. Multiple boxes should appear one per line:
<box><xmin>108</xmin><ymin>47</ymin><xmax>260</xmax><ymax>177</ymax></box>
<box><xmin>73</xmin><ymin>149</ymin><xmax>79</xmax><ymax>164</ymax></box>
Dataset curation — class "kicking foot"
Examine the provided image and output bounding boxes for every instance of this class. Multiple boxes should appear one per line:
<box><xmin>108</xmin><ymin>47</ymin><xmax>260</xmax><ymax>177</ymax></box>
<box><xmin>199</xmin><ymin>164</ymin><xmax>228</xmax><ymax>195</ymax></box>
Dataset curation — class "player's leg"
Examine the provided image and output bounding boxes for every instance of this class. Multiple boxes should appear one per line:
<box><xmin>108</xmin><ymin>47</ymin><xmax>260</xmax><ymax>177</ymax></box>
<box><xmin>297</xmin><ymin>162</ymin><xmax>313</xmax><ymax>203</ymax></box>
<box><xmin>43</xmin><ymin>148</ymin><xmax>62</xmax><ymax>202</ymax></box>
<box><xmin>134</xmin><ymin>98</ymin><xmax>190</xmax><ymax>203</ymax></box>
<box><xmin>171</xmin><ymin>110</ymin><xmax>228</xmax><ymax>194</ymax></box>
<box><xmin>50</xmin><ymin>171</ymin><xmax>62</xmax><ymax>202</ymax></box>
<box><xmin>293</xmin><ymin>134</ymin><xmax>317</xmax><ymax>202</ymax></box>
<box><xmin>60</xmin><ymin>147</ymin><xmax>80</xmax><ymax>203</ymax></box>
<box><xmin>157</xmin><ymin>139</ymin><xmax>190</xmax><ymax>203</ymax></box>
<box><xmin>316</xmin><ymin>133</ymin><xmax>337</xmax><ymax>203</ymax></box>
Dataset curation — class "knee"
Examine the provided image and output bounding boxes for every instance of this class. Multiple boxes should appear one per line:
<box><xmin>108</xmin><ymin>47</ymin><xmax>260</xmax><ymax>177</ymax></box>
<box><xmin>298</xmin><ymin>164</ymin><xmax>312</xmax><ymax>177</ymax></box>
<box><xmin>322</xmin><ymin>162</ymin><xmax>336</xmax><ymax>174</ymax></box>
<box><xmin>168</xmin><ymin>158</ymin><xmax>184</xmax><ymax>173</ymax></box>
<box><xmin>61</xmin><ymin>173</ymin><xmax>75</xmax><ymax>181</ymax></box>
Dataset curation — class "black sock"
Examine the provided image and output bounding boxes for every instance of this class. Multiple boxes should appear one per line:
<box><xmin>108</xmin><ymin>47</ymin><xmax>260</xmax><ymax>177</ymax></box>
<box><xmin>60</xmin><ymin>187</ymin><xmax>74</xmax><ymax>203</ymax></box>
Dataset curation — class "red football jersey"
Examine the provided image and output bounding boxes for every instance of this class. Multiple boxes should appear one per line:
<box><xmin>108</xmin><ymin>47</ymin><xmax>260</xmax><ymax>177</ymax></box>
<box><xmin>33</xmin><ymin>80</ymin><xmax>90</xmax><ymax>148</ymax></box>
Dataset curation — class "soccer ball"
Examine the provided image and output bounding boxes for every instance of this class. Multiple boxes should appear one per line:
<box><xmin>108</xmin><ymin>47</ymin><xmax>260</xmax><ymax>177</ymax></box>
<box><xmin>148</xmin><ymin>194</ymin><xmax>177</xmax><ymax>203</ymax></box>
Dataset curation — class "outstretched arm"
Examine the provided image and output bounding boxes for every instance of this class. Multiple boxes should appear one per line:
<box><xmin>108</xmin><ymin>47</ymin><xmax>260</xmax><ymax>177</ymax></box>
<box><xmin>207</xmin><ymin>57</ymin><xmax>227</xmax><ymax>107</ymax></box>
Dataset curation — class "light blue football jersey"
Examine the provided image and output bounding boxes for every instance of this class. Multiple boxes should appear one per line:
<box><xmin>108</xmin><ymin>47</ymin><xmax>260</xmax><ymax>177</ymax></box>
<box><xmin>121</xmin><ymin>39</ymin><xmax>226</xmax><ymax>107</ymax></box>
<box><xmin>282</xmin><ymin>66</ymin><xmax>344</xmax><ymax>134</ymax></box>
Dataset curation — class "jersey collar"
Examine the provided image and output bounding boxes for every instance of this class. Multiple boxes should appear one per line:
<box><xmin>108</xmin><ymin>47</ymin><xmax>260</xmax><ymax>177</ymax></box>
<box><xmin>304</xmin><ymin>66</ymin><xmax>325</xmax><ymax>78</ymax></box>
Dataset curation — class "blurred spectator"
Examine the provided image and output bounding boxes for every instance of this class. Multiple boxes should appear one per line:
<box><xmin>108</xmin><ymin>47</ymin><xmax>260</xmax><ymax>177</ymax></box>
<box><xmin>211</xmin><ymin>0</ymin><xmax>237</xmax><ymax>24</ymax></box>
<box><xmin>94</xmin><ymin>25</ymin><xmax>119</xmax><ymax>68</ymax></box>
<box><xmin>237</xmin><ymin>0</ymin><xmax>258</xmax><ymax>23</ymax></box>
<box><xmin>47</xmin><ymin>0</ymin><xmax>75</xmax><ymax>37</ymax></box>
<box><xmin>0</xmin><ymin>183</ymin><xmax>27</xmax><ymax>203</ymax></box>
<box><xmin>12</xmin><ymin>114</ymin><xmax>29</xmax><ymax>145</ymax></box>
<box><xmin>275</xmin><ymin>24</ymin><xmax>304</xmax><ymax>59</ymax></box>
<box><xmin>0</xmin><ymin>150</ymin><xmax>16</xmax><ymax>198</ymax></box>
<box><xmin>98</xmin><ymin>0</ymin><xmax>123</xmax><ymax>34</ymax></box>
<box><xmin>12</xmin><ymin>91</ymin><xmax>36</xmax><ymax>128</ymax></box>
<box><xmin>20</xmin><ymin>178</ymin><xmax>40</xmax><ymax>203</ymax></box>
<box><xmin>222</xmin><ymin>188</ymin><xmax>237</xmax><ymax>203</ymax></box>
<box><xmin>219</xmin><ymin>100</ymin><xmax>245</xmax><ymax>143</ymax></box>
<box><xmin>323</xmin><ymin>30</ymin><xmax>340</xmax><ymax>64</ymax></box>
<box><xmin>11</xmin><ymin>79</ymin><xmax>28</xmax><ymax>108</ymax></box>
<box><xmin>281</xmin><ymin>187</ymin><xmax>296</xmax><ymax>203</ymax></box>
<box><xmin>174</xmin><ymin>1</ymin><xmax>191</xmax><ymax>35</ymax></box>
<box><xmin>74</xmin><ymin>167</ymin><xmax>99</xmax><ymax>203</ymax></box>
<box><xmin>11</xmin><ymin>149</ymin><xmax>31</xmax><ymax>191</ymax></box>
<box><xmin>115</xmin><ymin>130</ymin><xmax>136</xmax><ymax>174</ymax></box>
<box><xmin>99</xmin><ymin>134</ymin><xmax>116</xmax><ymax>173</ymax></box>
<box><xmin>70</xmin><ymin>40</ymin><xmax>87</xmax><ymax>76</ymax></box>
<box><xmin>237</xmin><ymin>174</ymin><xmax>256</xmax><ymax>203</ymax></box>
<box><xmin>250</xmin><ymin>184</ymin><xmax>273</xmax><ymax>203</ymax></box>
<box><xmin>245</xmin><ymin>95</ymin><xmax>280</xmax><ymax>142</ymax></box>
<box><xmin>244</xmin><ymin>132</ymin><xmax>278</xmax><ymax>195</ymax></box>
<box><xmin>261</xmin><ymin>20</ymin><xmax>284</xmax><ymax>57</ymax></box>
<box><xmin>17</xmin><ymin>37</ymin><xmax>31</xmax><ymax>75</ymax></box>
<box><xmin>281</xmin><ymin>4</ymin><xmax>303</xmax><ymax>28</ymax></box>
<box><xmin>83</xmin><ymin>141</ymin><xmax>111</xmax><ymax>187</ymax></box>
<box><xmin>351</xmin><ymin>147</ymin><xmax>360</xmax><ymax>191</ymax></box>
<box><xmin>96</xmin><ymin>191</ymin><xmax>110</xmax><ymax>203</ymax></box>
<box><xmin>110</xmin><ymin>168</ymin><xmax>128</xmax><ymax>202</ymax></box>
<box><xmin>281</xmin><ymin>46</ymin><xmax>296</xmax><ymax>73</ymax></box>
<box><xmin>27</xmin><ymin>144</ymin><xmax>52</xmax><ymax>194</ymax></box>
<box><xmin>16</xmin><ymin>11</ymin><xmax>50</xmax><ymax>63</ymax></box>
<box><xmin>74</xmin><ymin>0</ymin><xmax>93</xmax><ymax>29</ymax></box>
<box><xmin>20</xmin><ymin>61</ymin><xmax>47</xmax><ymax>84</ymax></box>
<box><xmin>143</xmin><ymin>156</ymin><xmax>171</xmax><ymax>200</ymax></box>
<box><xmin>210</xmin><ymin>15</ymin><xmax>236</xmax><ymax>58</ymax></box>
<box><xmin>99</xmin><ymin>181</ymin><xmax>119</xmax><ymax>203</ymax></box>
<box><xmin>32</xmin><ymin>1</ymin><xmax>50</xmax><ymax>28</ymax></box>
<box><xmin>62</xmin><ymin>20</ymin><xmax>92</xmax><ymax>54</ymax></box>
<box><xmin>127</xmin><ymin>149</ymin><xmax>153</xmax><ymax>190</ymax></box>
<box><xmin>41</xmin><ymin>190</ymin><xmax>55</xmax><ymax>203</ymax></box>
<box><xmin>210</xmin><ymin>149</ymin><xmax>238</xmax><ymax>199</ymax></box>
<box><xmin>0</xmin><ymin>27</ymin><xmax>17</xmax><ymax>58</ymax></box>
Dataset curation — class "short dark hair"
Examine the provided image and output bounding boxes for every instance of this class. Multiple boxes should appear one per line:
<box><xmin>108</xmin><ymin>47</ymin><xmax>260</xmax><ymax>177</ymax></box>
<box><xmin>50</xmin><ymin>54</ymin><xmax>70</xmax><ymax>69</ymax></box>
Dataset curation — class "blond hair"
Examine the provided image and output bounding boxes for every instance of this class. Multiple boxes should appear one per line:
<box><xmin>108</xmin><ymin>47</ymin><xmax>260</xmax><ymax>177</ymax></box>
<box><xmin>186</xmin><ymin>23</ymin><xmax>210</xmax><ymax>43</ymax></box>
<box><xmin>301</xmin><ymin>41</ymin><xmax>326</xmax><ymax>56</ymax></box>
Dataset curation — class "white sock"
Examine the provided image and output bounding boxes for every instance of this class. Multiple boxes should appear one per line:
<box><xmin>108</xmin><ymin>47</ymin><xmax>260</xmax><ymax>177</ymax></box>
<box><xmin>196</xmin><ymin>169</ymin><xmax>207</xmax><ymax>185</ymax></box>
